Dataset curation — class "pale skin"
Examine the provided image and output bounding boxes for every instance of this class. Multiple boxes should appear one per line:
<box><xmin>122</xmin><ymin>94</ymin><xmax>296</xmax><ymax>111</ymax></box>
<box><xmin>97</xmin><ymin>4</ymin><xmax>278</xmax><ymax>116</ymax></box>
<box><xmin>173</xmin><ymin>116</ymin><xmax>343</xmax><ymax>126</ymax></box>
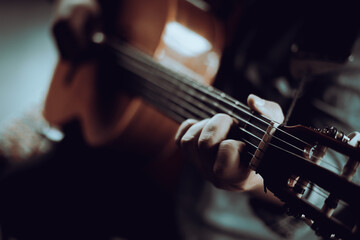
<box><xmin>175</xmin><ymin>94</ymin><xmax>285</xmax><ymax>203</ymax></box>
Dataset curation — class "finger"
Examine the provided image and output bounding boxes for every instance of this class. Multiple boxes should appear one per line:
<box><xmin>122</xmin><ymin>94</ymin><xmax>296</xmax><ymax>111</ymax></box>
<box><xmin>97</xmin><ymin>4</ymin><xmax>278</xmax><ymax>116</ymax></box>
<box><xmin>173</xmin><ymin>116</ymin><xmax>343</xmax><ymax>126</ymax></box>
<box><xmin>174</xmin><ymin>119</ymin><xmax>198</xmax><ymax>145</ymax></box>
<box><xmin>213</xmin><ymin>139</ymin><xmax>246</xmax><ymax>182</ymax></box>
<box><xmin>180</xmin><ymin>119</ymin><xmax>209</xmax><ymax>150</ymax></box>
<box><xmin>247</xmin><ymin>94</ymin><xmax>284</xmax><ymax>123</ymax></box>
<box><xmin>213</xmin><ymin>140</ymin><xmax>263</xmax><ymax>191</ymax></box>
<box><xmin>198</xmin><ymin>114</ymin><xmax>234</xmax><ymax>150</ymax></box>
<box><xmin>179</xmin><ymin>119</ymin><xmax>210</xmax><ymax>170</ymax></box>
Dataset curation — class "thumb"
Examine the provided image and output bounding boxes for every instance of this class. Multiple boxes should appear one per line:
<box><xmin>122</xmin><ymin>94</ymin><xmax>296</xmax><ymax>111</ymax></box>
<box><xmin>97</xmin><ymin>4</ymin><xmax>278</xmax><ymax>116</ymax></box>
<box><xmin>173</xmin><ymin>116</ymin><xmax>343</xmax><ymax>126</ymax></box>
<box><xmin>247</xmin><ymin>94</ymin><xmax>284</xmax><ymax>123</ymax></box>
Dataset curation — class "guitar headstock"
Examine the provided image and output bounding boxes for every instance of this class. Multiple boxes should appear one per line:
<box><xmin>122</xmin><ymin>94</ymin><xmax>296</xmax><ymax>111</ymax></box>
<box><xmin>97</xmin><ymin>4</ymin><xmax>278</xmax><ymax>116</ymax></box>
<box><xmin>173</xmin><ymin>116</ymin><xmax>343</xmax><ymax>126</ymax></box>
<box><xmin>255</xmin><ymin>124</ymin><xmax>360</xmax><ymax>239</ymax></box>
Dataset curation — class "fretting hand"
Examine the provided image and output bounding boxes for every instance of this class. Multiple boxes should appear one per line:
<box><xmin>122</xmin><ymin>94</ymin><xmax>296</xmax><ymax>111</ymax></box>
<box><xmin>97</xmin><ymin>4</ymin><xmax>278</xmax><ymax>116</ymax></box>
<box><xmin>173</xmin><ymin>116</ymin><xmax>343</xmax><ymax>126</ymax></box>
<box><xmin>175</xmin><ymin>94</ymin><xmax>284</xmax><ymax>192</ymax></box>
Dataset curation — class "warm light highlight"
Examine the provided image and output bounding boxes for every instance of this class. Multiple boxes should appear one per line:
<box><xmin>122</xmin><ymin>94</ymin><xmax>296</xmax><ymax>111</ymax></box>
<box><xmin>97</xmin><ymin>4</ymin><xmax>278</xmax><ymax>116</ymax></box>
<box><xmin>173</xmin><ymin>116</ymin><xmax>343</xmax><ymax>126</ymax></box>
<box><xmin>163</xmin><ymin>22</ymin><xmax>212</xmax><ymax>57</ymax></box>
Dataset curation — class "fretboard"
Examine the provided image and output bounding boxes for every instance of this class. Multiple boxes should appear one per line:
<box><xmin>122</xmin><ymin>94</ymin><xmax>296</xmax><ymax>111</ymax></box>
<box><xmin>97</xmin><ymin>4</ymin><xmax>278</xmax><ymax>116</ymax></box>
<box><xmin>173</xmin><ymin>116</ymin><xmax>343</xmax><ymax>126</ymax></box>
<box><xmin>103</xmin><ymin>40</ymin><xmax>275</xmax><ymax>156</ymax></box>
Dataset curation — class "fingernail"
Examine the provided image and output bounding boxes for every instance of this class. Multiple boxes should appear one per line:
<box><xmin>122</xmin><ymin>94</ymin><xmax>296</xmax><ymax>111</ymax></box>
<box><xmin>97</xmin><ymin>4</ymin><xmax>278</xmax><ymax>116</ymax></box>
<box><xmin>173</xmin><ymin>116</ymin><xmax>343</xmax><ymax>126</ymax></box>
<box><xmin>254</xmin><ymin>96</ymin><xmax>265</xmax><ymax>107</ymax></box>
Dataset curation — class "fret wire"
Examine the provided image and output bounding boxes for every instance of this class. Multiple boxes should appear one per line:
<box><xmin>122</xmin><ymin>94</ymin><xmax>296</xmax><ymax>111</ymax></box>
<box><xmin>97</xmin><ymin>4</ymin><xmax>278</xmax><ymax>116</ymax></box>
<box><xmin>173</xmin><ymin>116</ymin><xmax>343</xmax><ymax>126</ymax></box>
<box><xmin>109</xmin><ymin>41</ymin><xmax>338</xmax><ymax>169</ymax></box>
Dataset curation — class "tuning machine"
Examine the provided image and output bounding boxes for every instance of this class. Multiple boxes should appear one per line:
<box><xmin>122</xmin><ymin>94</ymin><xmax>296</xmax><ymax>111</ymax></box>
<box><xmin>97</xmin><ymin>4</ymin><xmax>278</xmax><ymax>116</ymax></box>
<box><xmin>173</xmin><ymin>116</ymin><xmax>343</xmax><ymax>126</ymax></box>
<box><xmin>317</xmin><ymin>126</ymin><xmax>350</xmax><ymax>143</ymax></box>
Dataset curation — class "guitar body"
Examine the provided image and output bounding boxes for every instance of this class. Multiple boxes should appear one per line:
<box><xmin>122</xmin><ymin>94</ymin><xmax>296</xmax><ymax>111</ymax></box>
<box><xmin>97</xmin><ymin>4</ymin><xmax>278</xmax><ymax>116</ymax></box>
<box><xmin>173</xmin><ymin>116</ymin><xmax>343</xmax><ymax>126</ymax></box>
<box><xmin>43</xmin><ymin>0</ymin><xmax>225</xmax><ymax>185</ymax></box>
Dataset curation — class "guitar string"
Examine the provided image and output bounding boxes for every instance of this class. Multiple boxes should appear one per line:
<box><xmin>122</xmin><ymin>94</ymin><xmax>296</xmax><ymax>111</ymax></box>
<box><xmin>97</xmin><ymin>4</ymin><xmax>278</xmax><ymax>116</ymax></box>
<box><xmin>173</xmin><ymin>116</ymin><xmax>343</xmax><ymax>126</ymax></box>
<box><xmin>113</xmin><ymin>48</ymin><xmax>298</xmax><ymax>149</ymax></box>
<box><xmin>132</xmin><ymin>71</ymin><xmax>344</xmax><ymax>178</ymax></box>
<box><xmin>115</xmin><ymin>51</ymin><xmax>343</xmax><ymax>173</ymax></box>
<box><xmin>133</xmin><ymin>75</ymin><xmax>260</xmax><ymax>157</ymax></box>
<box><xmin>136</xmin><ymin>78</ymin><xmax>260</xmax><ymax>155</ymax></box>
<box><xmin>162</xmin><ymin>78</ymin><xmax>341</xmax><ymax>170</ymax></box>
<box><xmin>113</xmin><ymin>50</ymin><xmax>343</xmax><ymax>173</ymax></box>
<box><xmin>135</xmin><ymin>72</ymin><xmax>351</xmax><ymax>206</ymax></box>
<box><xmin>110</xmin><ymin>45</ymin><xmax>325</xmax><ymax>150</ymax></box>
<box><xmin>114</xmin><ymin>47</ymin><xmax>360</xmax><ymax>220</ymax></box>
<box><xmin>110</xmin><ymin>41</ymin><xmax>314</xmax><ymax>149</ymax></box>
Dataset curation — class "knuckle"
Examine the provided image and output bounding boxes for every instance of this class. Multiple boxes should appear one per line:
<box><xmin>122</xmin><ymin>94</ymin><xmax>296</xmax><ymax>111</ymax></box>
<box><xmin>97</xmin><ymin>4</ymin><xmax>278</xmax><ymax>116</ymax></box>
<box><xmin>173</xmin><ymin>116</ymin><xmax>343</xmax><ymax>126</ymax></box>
<box><xmin>214</xmin><ymin>113</ymin><xmax>233</xmax><ymax>123</ymax></box>
<box><xmin>219</xmin><ymin>140</ymin><xmax>237</xmax><ymax>151</ymax></box>
<box><xmin>180</xmin><ymin>135</ymin><xmax>196</xmax><ymax>148</ymax></box>
<box><xmin>219</xmin><ymin>139</ymin><xmax>245</xmax><ymax>153</ymax></box>
<box><xmin>214</xmin><ymin>113</ymin><xmax>230</xmax><ymax>119</ymax></box>
<box><xmin>198</xmin><ymin>136</ymin><xmax>212</xmax><ymax>150</ymax></box>
<box><xmin>184</xmin><ymin>118</ymin><xmax>198</xmax><ymax>126</ymax></box>
<box><xmin>178</xmin><ymin>119</ymin><xmax>197</xmax><ymax>132</ymax></box>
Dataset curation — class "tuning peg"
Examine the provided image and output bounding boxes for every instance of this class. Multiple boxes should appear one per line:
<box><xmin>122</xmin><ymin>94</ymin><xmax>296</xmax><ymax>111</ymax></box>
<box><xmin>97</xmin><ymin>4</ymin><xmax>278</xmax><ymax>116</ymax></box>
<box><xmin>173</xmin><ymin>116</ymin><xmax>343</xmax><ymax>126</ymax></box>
<box><xmin>321</xmin><ymin>126</ymin><xmax>338</xmax><ymax>137</ymax></box>
<box><xmin>317</xmin><ymin>126</ymin><xmax>350</xmax><ymax>143</ymax></box>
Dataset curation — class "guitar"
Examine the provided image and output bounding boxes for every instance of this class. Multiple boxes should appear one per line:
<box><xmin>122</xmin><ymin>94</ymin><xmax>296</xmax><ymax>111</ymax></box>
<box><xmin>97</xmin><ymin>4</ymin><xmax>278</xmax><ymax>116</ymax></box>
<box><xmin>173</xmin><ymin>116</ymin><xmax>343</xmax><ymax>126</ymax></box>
<box><xmin>92</xmin><ymin>38</ymin><xmax>360</xmax><ymax>240</ymax></box>
<box><xmin>44</xmin><ymin>0</ymin><xmax>360</xmax><ymax>239</ymax></box>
